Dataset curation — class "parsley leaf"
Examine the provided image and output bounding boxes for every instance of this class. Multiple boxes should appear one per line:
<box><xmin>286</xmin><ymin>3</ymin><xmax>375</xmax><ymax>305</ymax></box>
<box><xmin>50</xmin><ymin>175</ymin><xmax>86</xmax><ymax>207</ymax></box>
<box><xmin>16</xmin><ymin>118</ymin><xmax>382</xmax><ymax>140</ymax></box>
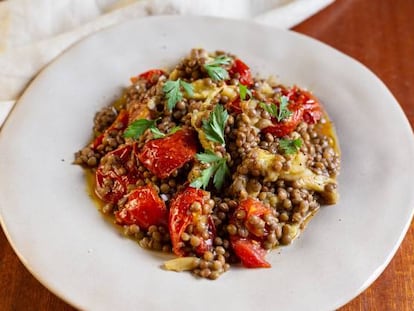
<box><xmin>213</xmin><ymin>159</ymin><xmax>230</xmax><ymax>190</ymax></box>
<box><xmin>150</xmin><ymin>127</ymin><xmax>166</xmax><ymax>139</ymax></box>
<box><xmin>277</xmin><ymin>95</ymin><xmax>292</xmax><ymax>122</ymax></box>
<box><xmin>124</xmin><ymin>119</ymin><xmax>179</xmax><ymax>140</ymax></box>
<box><xmin>279</xmin><ymin>138</ymin><xmax>303</xmax><ymax>155</ymax></box>
<box><xmin>205</xmin><ymin>66</ymin><xmax>229</xmax><ymax>82</ymax></box>
<box><xmin>163</xmin><ymin>80</ymin><xmax>182</xmax><ymax>111</ymax></box>
<box><xmin>190</xmin><ymin>150</ymin><xmax>230</xmax><ymax>190</ymax></box>
<box><xmin>207</xmin><ymin>55</ymin><xmax>232</xmax><ymax>66</ymax></box>
<box><xmin>202</xmin><ymin>104</ymin><xmax>229</xmax><ymax>145</ymax></box>
<box><xmin>259</xmin><ymin>95</ymin><xmax>292</xmax><ymax>122</ymax></box>
<box><xmin>150</xmin><ymin>125</ymin><xmax>182</xmax><ymax>139</ymax></box>
<box><xmin>196</xmin><ymin>150</ymin><xmax>222</xmax><ymax>163</ymax></box>
<box><xmin>190</xmin><ymin>165</ymin><xmax>215</xmax><ymax>190</ymax></box>
<box><xmin>239</xmin><ymin>84</ymin><xmax>252</xmax><ymax>101</ymax></box>
<box><xmin>163</xmin><ymin>79</ymin><xmax>194</xmax><ymax>111</ymax></box>
<box><xmin>180</xmin><ymin>80</ymin><xmax>194</xmax><ymax>97</ymax></box>
<box><xmin>168</xmin><ymin>126</ymin><xmax>181</xmax><ymax>135</ymax></box>
<box><xmin>204</xmin><ymin>55</ymin><xmax>232</xmax><ymax>82</ymax></box>
<box><xmin>123</xmin><ymin>119</ymin><xmax>157</xmax><ymax>139</ymax></box>
<box><xmin>259</xmin><ymin>101</ymin><xmax>278</xmax><ymax>116</ymax></box>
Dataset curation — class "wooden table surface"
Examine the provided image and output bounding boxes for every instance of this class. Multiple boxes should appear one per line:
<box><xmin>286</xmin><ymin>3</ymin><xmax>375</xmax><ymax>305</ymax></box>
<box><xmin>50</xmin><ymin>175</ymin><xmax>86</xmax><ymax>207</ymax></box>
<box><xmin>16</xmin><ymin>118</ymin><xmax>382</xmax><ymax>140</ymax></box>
<box><xmin>1</xmin><ymin>0</ymin><xmax>413</xmax><ymax>310</ymax></box>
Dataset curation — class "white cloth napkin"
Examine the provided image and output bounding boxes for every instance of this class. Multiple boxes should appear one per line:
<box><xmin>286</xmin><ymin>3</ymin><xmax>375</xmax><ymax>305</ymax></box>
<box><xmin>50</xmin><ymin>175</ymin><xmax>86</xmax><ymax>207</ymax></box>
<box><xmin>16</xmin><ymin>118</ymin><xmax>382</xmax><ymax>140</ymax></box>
<box><xmin>0</xmin><ymin>0</ymin><xmax>334</xmax><ymax>127</ymax></box>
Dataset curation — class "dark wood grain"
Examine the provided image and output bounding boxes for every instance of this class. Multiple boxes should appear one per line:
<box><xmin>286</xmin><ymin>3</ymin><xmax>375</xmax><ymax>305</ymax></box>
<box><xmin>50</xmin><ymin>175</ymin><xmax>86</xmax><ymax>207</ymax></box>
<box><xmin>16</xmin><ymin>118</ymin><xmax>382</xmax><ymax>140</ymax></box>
<box><xmin>1</xmin><ymin>0</ymin><xmax>413</xmax><ymax>310</ymax></box>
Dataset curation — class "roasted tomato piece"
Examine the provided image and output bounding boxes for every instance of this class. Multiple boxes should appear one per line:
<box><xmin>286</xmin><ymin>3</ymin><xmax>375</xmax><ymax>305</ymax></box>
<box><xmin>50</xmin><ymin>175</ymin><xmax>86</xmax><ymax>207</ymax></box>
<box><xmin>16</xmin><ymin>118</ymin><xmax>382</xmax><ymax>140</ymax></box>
<box><xmin>231</xmin><ymin>238</ymin><xmax>270</xmax><ymax>268</ymax></box>
<box><xmin>91</xmin><ymin>110</ymin><xmax>129</xmax><ymax>150</ymax></box>
<box><xmin>169</xmin><ymin>187</ymin><xmax>215</xmax><ymax>257</ymax></box>
<box><xmin>261</xmin><ymin>100</ymin><xmax>303</xmax><ymax>138</ymax></box>
<box><xmin>262</xmin><ymin>86</ymin><xmax>323</xmax><ymax>137</ymax></box>
<box><xmin>229</xmin><ymin>59</ymin><xmax>254</xmax><ymax>87</ymax></box>
<box><xmin>127</xmin><ymin>101</ymin><xmax>153</xmax><ymax>124</ymax></box>
<box><xmin>95</xmin><ymin>144</ymin><xmax>139</xmax><ymax>203</ymax></box>
<box><xmin>96</xmin><ymin>171</ymin><xmax>133</xmax><ymax>204</ymax></box>
<box><xmin>138</xmin><ymin>129</ymin><xmax>198</xmax><ymax>179</ymax></box>
<box><xmin>288</xmin><ymin>86</ymin><xmax>322</xmax><ymax>124</ymax></box>
<box><xmin>115</xmin><ymin>185</ymin><xmax>168</xmax><ymax>230</ymax></box>
<box><xmin>226</xmin><ymin>98</ymin><xmax>243</xmax><ymax>114</ymax></box>
<box><xmin>229</xmin><ymin>198</ymin><xmax>275</xmax><ymax>267</ymax></box>
<box><xmin>238</xmin><ymin>198</ymin><xmax>272</xmax><ymax>238</ymax></box>
<box><xmin>130</xmin><ymin>69</ymin><xmax>166</xmax><ymax>86</ymax></box>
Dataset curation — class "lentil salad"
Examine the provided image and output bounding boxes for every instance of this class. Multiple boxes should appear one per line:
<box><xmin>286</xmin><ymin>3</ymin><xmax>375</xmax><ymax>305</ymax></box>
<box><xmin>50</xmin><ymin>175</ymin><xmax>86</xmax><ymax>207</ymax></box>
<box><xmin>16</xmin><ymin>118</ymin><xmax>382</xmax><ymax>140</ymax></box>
<box><xmin>74</xmin><ymin>48</ymin><xmax>340</xmax><ymax>279</ymax></box>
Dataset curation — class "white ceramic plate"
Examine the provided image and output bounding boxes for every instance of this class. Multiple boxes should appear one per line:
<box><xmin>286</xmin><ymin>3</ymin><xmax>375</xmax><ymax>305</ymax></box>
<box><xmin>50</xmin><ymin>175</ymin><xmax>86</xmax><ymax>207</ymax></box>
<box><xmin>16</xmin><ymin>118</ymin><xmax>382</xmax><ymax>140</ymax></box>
<box><xmin>1</xmin><ymin>16</ymin><xmax>413</xmax><ymax>311</ymax></box>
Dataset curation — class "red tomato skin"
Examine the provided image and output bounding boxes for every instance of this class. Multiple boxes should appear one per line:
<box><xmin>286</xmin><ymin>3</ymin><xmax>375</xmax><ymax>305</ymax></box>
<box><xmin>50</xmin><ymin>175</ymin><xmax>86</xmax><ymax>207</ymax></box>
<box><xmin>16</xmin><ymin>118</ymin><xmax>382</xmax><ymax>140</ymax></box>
<box><xmin>138</xmin><ymin>129</ymin><xmax>198</xmax><ymax>179</ymax></box>
<box><xmin>96</xmin><ymin>171</ymin><xmax>131</xmax><ymax>204</ymax></box>
<box><xmin>230</xmin><ymin>59</ymin><xmax>254</xmax><ymax>86</ymax></box>
<box><xmin>238</xmin><ymin>198</ymin><xmax>272</xmax><ymax>238</ymax></box>
<box><xmin>95</xmin><ymin>144</ymin><xmax>138</xmax><ymax>203</ymax></box>
<box><xmin>302</xmin><ymin>102</ymin><xmax>322</xmax><ymax>124</ymax></box>
<box><xmin>91</xmin><ymin>110</ymin><xmax>129</xmax><ymax>150</ymax></box>
<box><xmin>115</xmin><ymin>185</ymin><xmax>168</xmax><ymax>230</ymax></box>
<box><xmin>262</xmin><ymin>86</ymin><xmax>323</xmax><ymax>137</ymax></box>
<box><xmin>261</xmin><ymin>102</ymin><xmax>303</xmax><ymax>138</ymax></box>
<box><xmin>130</xmin><ymin>69</ymin><xmax>166</xmax><ymax>85</ymax></box>
<box><xmin>228</xmin><ymin>198</ymin><xmax>273</xmax><ymax>267</ymax></box>
<box><xmin>169</xmin><ymin>187</ymin><xmax>214</xmax><ymax>257</ymax></box>
<box><xmin>231</xmin><ymin>238</ymin><xmax>271</xmax><ymax>268</ymax></box>
<box><xmin>296</xmin><ymin>89</ymin><xmax>323</xmax><ymax>124</ymax></box>
<box><xmin>239</xmin><ymin>197</ymin><xmax>270</xmax><ymax>217</ymax></box>
<box><xmin>225</xmin><ymin>98</ymin><xmax>243</xmax><ymax>114</ymax></box>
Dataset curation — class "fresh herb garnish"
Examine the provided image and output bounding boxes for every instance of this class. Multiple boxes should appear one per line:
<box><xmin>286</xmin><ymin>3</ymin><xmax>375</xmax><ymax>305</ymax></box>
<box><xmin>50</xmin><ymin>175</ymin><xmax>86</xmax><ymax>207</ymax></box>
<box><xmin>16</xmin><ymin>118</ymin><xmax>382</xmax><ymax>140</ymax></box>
<box><xmin>202</xmin><ymin>104</ymin><xmax>229</xmax><ymax>145</ymax></box>
<box><xmin>259</xmin><ymin>95</ymin><xmax>292</xmax><ymax>122</ymax></box>
<box><xmin>190</xmin><ymin>150</ymin><xmax>230</xmax><ymax>190</ymax></box>
<box><xmin>279</xmin><ymin>138</ymin><xmax>303</xmax><ymax>155</ymax></box>
<box><xmin>276</xmin><ymin>95</ymin><xmax>292</xmax><ymax>122</ymax></box>
<box><xmin>180</xmin><ymin>80</ymin><xmax>194</xmax><ymax>97</ymax></box>
<box><xmin>150</xmin><ymin>127</ymin><xmax>166</xmax><ymax>139</ymax></box>
<box><xmin>124</xmin><ymin>119</ymin><xmax>180</xmax><ymax>140</ymax></box>
<box><xmin>150</xmin><ymin>125</ymin><xmax>182</xmax><ymax>138</ymax></box>
<box><xmin>207</xmin><ymin>55</ymin><xmax>233</xmax><ymax>66</ymax></box>
<box><xmin>163</xmin><ymin>79</ymin><xmax>194</xmax><ymax>111</ymax></box>
<box><xmin>204</xmin><ymin>55</ymin><xmax>232</xmax><ymax>82</ymax></box>
<box><xmin>190</xmin><ymin>166</ymin><xmax>215</xmax><ymax>190</ymax></box>
<box><xmin>239</xmin><ymin>84</ymin><xmax>252</xmax><ymax>101</ymax></box>
<box><xmin>259</xmin><ymin>101</ymin><xmax>278</xmax><ymax>116</ymax></box>
<box><xmin>123</xmin><ymin>119</ymin><xmax>158</xmax><ymax>139</ymax></box>
<box><xmin>168</xmin><ymin>126</ymin><xmax>181</xmax><ymax>135</ymax></box>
